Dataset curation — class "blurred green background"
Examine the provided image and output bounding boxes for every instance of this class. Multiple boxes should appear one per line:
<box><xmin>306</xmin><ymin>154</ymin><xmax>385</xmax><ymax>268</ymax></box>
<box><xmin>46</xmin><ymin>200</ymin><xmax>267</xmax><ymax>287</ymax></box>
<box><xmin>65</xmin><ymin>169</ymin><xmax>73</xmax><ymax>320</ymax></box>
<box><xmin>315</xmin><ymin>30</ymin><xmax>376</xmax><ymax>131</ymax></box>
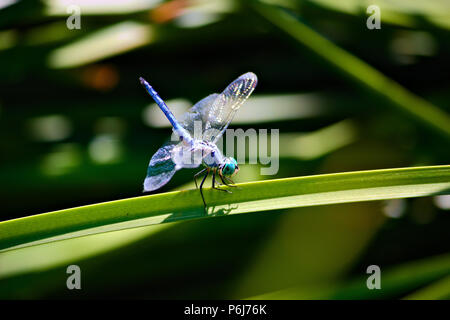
<box><xmin>0</xmin><ymin>0</ymin><xmax>449</xmax><ymax>299</ymax></box>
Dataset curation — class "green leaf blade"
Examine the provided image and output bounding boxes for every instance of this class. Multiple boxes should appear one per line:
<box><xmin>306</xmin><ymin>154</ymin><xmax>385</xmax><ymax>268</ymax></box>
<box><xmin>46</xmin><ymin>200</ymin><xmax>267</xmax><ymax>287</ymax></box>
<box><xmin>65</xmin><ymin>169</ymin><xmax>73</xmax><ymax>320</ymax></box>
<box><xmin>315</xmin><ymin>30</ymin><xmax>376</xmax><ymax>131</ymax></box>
<box><xmin>0</xmin><ymin>165</ymin><xmax>449</xmax><ymax>252</ymax></box>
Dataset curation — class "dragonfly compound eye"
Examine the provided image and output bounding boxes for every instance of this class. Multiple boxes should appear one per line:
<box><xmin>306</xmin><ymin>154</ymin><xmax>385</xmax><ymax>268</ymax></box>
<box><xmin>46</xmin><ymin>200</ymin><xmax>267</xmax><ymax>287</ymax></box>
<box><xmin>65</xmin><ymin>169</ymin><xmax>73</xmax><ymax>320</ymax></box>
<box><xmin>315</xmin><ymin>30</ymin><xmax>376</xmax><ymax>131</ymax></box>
<box><xmin>222</xmin><ymin>162</ymin><xmax>235</xmax><ymax>176</ymax></box>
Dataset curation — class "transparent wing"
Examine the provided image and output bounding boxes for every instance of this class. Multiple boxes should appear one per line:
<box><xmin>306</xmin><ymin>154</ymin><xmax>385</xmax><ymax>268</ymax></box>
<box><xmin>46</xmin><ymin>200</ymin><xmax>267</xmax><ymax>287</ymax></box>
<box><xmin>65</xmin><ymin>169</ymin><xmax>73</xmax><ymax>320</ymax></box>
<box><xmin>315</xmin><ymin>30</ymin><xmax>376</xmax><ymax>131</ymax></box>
<box><xmin>143</xmin><ymin>144</ymin><xmax>178</xmax><ymax>192</ymax></box>
<box><xmin>171</xmin><ymin>142</ymin><xmax>203</xmax><ymax>169</ymax></box>
<box><xmin>143</xmin><ymin>141</ymin><xmax>203</xmax><ymax>192</ymax></box>
<box><xmin>206</xmin><ymin>72</ymin><xmax>257</xmax><ymax>142</ymax></box>
<box><xmin>180</xmin><ymin>72</ymin><xmax>257</xmax><ymax>142</ymax></box>
<box><xmin>180</xmin><ymin>93</ymin><xmax>219</xmax><ymax>137</ymax></box>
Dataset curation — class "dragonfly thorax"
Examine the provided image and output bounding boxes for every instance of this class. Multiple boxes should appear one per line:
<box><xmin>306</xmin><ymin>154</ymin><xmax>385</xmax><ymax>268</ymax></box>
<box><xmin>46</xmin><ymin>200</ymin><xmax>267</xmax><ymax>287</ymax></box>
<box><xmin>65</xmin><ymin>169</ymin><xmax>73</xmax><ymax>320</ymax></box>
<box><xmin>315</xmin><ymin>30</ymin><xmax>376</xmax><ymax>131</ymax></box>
<box><xmin>198</xmin><ymin>140</ymin><xmax>224</xmax><ymax>168</ymax></box>
<box><xmin>195</xmin><ymin>141</ymin><xmax>238</xmax><ymax>176</ymax></box>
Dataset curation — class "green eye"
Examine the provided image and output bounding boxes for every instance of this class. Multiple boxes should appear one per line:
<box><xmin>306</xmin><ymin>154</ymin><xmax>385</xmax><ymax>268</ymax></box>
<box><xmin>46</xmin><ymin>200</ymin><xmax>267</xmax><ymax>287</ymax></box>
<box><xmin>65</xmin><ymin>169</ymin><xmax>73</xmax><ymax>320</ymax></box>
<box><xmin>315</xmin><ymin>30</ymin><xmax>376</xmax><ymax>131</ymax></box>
<box><xmin>223</xmin><ymin>163</ymin><xmax>235</xmax><ymax>176</ymax></box>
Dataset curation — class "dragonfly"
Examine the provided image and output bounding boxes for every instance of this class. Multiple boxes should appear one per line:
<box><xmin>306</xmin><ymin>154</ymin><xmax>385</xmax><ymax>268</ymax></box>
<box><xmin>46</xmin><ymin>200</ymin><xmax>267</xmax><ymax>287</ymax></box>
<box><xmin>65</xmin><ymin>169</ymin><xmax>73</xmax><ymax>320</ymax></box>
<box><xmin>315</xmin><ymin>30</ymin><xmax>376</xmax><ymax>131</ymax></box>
<box><xmin>140</xmin><ymin>72</ymin><xmax>258</xmax><ymax>208</ymax></box>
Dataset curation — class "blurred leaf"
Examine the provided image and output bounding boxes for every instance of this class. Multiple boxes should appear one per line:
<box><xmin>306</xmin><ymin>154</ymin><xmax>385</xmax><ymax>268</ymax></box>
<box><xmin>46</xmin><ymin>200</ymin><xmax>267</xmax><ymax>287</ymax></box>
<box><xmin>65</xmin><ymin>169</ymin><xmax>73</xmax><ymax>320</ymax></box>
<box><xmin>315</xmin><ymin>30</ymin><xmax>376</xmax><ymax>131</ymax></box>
<box><xmin>279</xmin><ymin>119</ymin><xmax>358</xmax><ymax>160</ymax></box>
<box><xmin>47</xmin><ymin>21</ymin><xmax>155</xmax><ymax>69</ymax></box>
<box><xmin>0</xmin><ymin>211</ymin><xmax>278</xmax><ymax>299</ymax></box>
<box><xmin>0</xmin><ymin>165</ymin><xmax>448</xmax><ymax>251</ymax></box>
<box><xmin>253</xmin><ymin>1</ymin><xmax>450</xmax><ymax>139</ymax></box>
<box><xmin>233</xmin><ymin>201</ymin><xmax>386</xmax><ymax>298</ymax></box>
<box><xmin>306</xmin><ymin>0</ymin><xmax>450</xmax><ymax>30</ymax></box>
<box><xmin>43</xmin><ymin>0</ymin><xmax>162</xmax><ymax>16</ymax></box>
<box><xmin>0</xmin><ymin>223</ymin><xmax>171</xmax><ymax>279</ymax></box>
<box><xmin>248</xmin><ymin>252</ymin><xmax>450</xmax><ymax>299</ymax></box>
<box><xmin>404</xmin><ymin>275</ymin><xmax>450</xmax><ymax>299</ymax></box>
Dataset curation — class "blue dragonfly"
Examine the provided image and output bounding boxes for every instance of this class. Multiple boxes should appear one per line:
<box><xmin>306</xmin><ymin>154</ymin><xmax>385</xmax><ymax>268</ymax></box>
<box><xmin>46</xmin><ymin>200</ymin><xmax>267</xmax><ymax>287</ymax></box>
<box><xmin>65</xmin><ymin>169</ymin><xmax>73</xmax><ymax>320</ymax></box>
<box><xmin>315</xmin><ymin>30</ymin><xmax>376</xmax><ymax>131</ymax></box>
<box><xmin>140</xmin><ymin>72</ymin><xmax>258</xmax><ymax>208</ymax></box>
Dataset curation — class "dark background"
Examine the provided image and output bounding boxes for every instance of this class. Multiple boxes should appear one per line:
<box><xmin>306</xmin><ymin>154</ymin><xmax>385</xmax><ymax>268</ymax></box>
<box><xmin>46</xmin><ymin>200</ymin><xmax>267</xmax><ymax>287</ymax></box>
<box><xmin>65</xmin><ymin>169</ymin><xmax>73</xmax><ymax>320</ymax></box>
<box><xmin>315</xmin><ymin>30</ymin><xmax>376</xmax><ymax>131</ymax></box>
<box><xmin>0</xmin><ymin>0</ymin><xmax>449</xmax><ymax>299</ymax></box>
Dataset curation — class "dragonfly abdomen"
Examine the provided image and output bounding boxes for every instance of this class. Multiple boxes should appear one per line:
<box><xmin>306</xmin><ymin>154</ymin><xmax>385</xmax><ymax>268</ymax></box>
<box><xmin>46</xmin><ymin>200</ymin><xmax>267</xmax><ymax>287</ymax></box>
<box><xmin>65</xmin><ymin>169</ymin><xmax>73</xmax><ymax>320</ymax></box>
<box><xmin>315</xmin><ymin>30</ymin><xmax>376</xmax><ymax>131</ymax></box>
<box><xmin>140</xmin><ymin>77</ymin><xmax>192</xmax><ymax>143</ymax></box>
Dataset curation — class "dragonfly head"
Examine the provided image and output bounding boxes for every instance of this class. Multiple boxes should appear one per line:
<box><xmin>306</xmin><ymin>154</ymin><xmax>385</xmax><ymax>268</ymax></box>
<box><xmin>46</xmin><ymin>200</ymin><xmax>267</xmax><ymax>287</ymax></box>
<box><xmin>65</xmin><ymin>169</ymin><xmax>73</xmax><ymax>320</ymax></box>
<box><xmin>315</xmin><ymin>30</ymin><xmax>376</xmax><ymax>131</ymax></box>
<box><xmin>219</xmin><ymin>157</ymin><xmax>239</xmax><ymax>177</ymax></box>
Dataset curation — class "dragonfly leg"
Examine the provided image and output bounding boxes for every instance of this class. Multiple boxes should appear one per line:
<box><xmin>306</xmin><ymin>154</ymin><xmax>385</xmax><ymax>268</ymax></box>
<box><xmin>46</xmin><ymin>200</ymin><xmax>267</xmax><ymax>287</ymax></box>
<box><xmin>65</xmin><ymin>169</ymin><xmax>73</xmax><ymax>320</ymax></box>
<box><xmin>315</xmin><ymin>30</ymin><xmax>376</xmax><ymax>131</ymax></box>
<box><xmin>212</xmin><ymin>170</ymin><xmax>232</xmax><ymax>193</ymax></box>
<box><xmin>194</xmin><ymin>168</ymin><xmax>207</xmax><ymax>189</ymax></box>
<box><xmin>219</xmin><ymin>174</ymin><xmax>238</xmax><ymax>188</ymax></box>
<box><xmin>199</xmin><ymin>168</ymin><xmax>210</xmax><ymax>210</ymax></box>
<box><xmin>226</xmin><ymin>176</ymin><xmax>237</xmax><ymax>186</ymax></box>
